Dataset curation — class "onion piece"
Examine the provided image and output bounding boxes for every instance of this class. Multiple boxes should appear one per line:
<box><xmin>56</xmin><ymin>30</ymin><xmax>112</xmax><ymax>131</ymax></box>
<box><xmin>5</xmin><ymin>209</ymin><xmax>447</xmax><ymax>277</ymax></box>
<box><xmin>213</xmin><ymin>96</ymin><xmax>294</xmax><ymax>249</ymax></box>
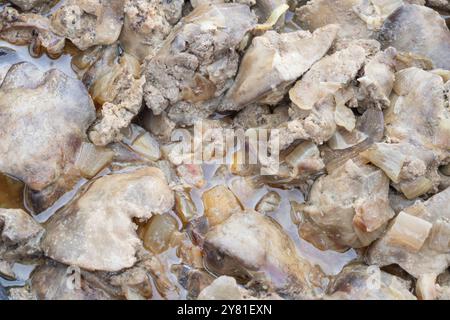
<box><xmin>130</xmin><ymin>132</ymin><xmax>161</xmax><ymax>161</ymax></box>
<box><xmin>255</xmin><ymin>191</ymin><xmax>281</xmax><ymax>214</ymax></box>
<box><xmin>429</xmin><ymin>218</ymin><xmax>450</xmax><ymax>253</ymax></box>
<box><xmin>75</xmin><ymin>142</ymin><xmax>114</xmax><ymax>178</ymax></box>
<box><xmin>202</xmin><ymin>185</ymin><xmax>243</xmax><ymax>226</ymax></box>
<box><xmin>400</xmin><ymin>177</ymin><xmax>433</xmax><ymax>200</ymax></box>
<box><xmin>416</xmin><ymin>274</ymin><xmax>438</xmax><ymax>300</ymax></box>
<box><xmin>360</xmin><ymin>143</ymin><xmax>405</xmax><ymax>183</ymax></box>
<box><xmin>175</xmin><ymin>191</ymin><xmax>198</xmax><ymax>224</ymax></box>
<box><xmin>142</xmin><ymin>214</ymin><xmax>178</xmax><ymax>254</ymax></box>
<box><xmin>253</xmin><ymin>4</ymin><xmax>290</xmax><ymax>31</ymax></box>
<box><xmin>285</xmin><ymin>141</ymin><xmax>323</xmax><ymax>171</ymax></box>
<box><xmin>334</xmin><ymin>104</ymin><xmax>356</xmax><ymax>132</ymax></box>
<box><xmin>386</xmin><ymin>211</ymin><xmax>432</xmax><ymax>252</ymax></box>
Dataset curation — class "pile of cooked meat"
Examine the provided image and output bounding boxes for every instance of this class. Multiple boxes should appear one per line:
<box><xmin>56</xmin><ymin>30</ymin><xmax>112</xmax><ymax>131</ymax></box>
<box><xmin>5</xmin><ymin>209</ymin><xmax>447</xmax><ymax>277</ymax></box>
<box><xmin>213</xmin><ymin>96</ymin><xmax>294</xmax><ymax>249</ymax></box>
<box><xmin>0</xmin><ymin>0</ymin><xmax>449</xmax><ymax>300</ymax></box>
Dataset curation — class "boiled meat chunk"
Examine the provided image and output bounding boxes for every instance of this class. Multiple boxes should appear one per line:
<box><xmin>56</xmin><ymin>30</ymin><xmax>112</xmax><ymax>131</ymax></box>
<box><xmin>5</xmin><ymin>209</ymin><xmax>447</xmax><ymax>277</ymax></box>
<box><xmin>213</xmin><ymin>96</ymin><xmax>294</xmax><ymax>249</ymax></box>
<box><xmin>367</xmin><ymin>187</ymin><xmax>450</xmax><ymax>278</ymax></box>
<box><xmin>280</xmin><ymin>44</ymin><xmax>368</xmax><ymax>148</ymax></box>
<box><xmin>30</xmin><ymin>261</ymin><xmax>116</xmax><ymax>300</ymax></box>
<box><xmin>203</xmin><ymin>210</ymin><xmax>325</xmax><ymax>298</ymax></box>
<box><xmin>120</xmin><ymin>0</ymin><xmax>184</xmax><ymax>61</ymax></box>
<box><xmin>41</xmin><ymin>167</ymin><xmax>174</xmax><ymax>272</ymax></box>
<box><xmin>0</xmin><ymin>209</ymin><xmax>44</xmax><ymax>279</ymax></box>
<box><xmin>379</xmin><ymin>4</ymin><xmax>450</xmax><ymax>69</ymax></box>
<box><xmin>221</xmin><ymin>24</ymin><xmax>339</xmax><ymax>111</ymax></box>
<box><xmin>0</xmin><ymin>62</ymin><xmax>96</xmax><ymax>210</ymax></box>
<box><xmin>73</xmin><ymin>44</ymin><xmax>145</xmax><ymax>146</ymax></box>
<box><xmin>300</xmin><ymin>160</ymin><xmax>395</xmax><ymax>251</ymax></box>
<box><xmin>0</xmin><ymin>6</ymin><xmax>65</xmax><ymax>58</ymax></box>
<box><xmin>143</xmin><ymin>3</ymin><xmax>257</xmax><ymax>125</ymax></box>
<box><xmin>357</xmin><ymin>47</ymin><xmax>397</xmax><ymax>109</ymax></box>
<box><xmin>295</xmin><ymin>0</ymin><xmax>373</xmax><ymax>40</ymax></box>
<box><xmin>50</xmin><ymin>0</ymin><xmax>124</xmax><ymax>50</ymax></box>
<box><xmin>327</xmin><ymin>264</ymin><xmax>416</xmax><ymax>300</ymax></box>
<box><xmin>361</xmin><ymin>67</ymin><xmax>450</xmax><ymax>199</ymax></box>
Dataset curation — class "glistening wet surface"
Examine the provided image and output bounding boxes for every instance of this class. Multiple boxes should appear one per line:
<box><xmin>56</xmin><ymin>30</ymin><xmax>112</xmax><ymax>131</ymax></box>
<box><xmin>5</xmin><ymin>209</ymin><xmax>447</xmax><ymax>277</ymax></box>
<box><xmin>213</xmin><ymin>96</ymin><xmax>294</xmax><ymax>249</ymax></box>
<box><xmin>0</xmin><ymin>34</ymin><xmax>356</xmax><ymax>300</ymax></box>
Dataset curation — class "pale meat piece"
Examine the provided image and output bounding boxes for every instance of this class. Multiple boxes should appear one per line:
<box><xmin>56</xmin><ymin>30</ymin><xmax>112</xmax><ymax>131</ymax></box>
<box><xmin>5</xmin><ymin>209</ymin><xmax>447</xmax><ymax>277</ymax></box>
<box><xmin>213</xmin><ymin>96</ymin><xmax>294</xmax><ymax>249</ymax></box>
<box><xmin>280</xmin><ymin>44</ymin><xmax>368</xmax><ymax>148</ymax></box>
<box><xmin>73</xmin><ymin>44</ymin><xmax>145</xmax><ymax>146</ymax></box>
<box><xmin>143</xmin><ymin>3</ymin><xmax>257</xmax><ymax>125</ymax></box>
<box><xmin>203</xmin><ymin>210</ymin><xmax>325</xmax><ymax>299</ymax></box>
<box><xmin>295</xmin><ymin>0</ymin><xmax>373</xmax><ymax>40</ymax></box>
<box><xmin>0</xmin><ymin>6</ymin><xmax>65</xmax><ymax>58</ymax></box>
<box><xmin>41</xmin><ymin>167</ymin><xmax>174</xmax><ymax>272</ymax></box>
<box><xmin>327</xmin><ymin>264</ymin><xmax>416</xmax><ymax>300</ymax></box>
<box><xmin>361</xmin><ymin>68</ymin><xmax>450</xmax><ymax>199</ymax></box>
<box><xmin>357</xmin><ymin>47</ymin><xmax>397</xmax><ymax>109</ymax></box>
<box><xmin>120</xmin><ymin>0</ymin><xmax>184</xmax><ymax>61</ymax></box>
<box><xmin>50</xmin><ymin>0</ymin><xmax>124</xmax><ymax>50</ymax></box>
<box><xmin>0</xmin><ymin>62</ymin><xmax>96</xmax><ymax>211</ymax></box>
<box><xmin>367</xmin><ymin>187</ymin><xmax>450</xmax><ymax>278</ymax></box>
<box><xmin>197</xmin><ymin>275</ymin><xmax>283</xmax><ymax>300</ymax></box>
<box><xmin>295</xmin><ymin>0</ymin><xmax>423</xmax><ymax>42</ymax></box>
<box><xmin>300</xmin><ymin>160</ymin><xmax>395</xmax><ymax>251</ymax></box>
<box><xmin>379</xmin><ymin>4</ymin><xmax>450</xmax><ymax>69</ymax></box>
<box><xmin>221</xmin><ymin>24</ymin><xmax>339</xmax><ymax>111</ymax></box>
<box><xmin>0</xmin><ymin>209</ymin><xmax>44</xmax><ymax>279</ymax></box>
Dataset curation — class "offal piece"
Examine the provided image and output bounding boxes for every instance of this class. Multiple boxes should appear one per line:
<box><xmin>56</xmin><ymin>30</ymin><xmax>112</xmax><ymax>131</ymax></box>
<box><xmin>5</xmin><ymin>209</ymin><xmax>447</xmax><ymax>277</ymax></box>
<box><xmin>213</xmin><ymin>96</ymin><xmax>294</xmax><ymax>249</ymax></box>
<box><xmin>295</xmin><ymin>0</ymin><xmax>423</xmax><ymax>42</ymax></box>
<box><xmin>73</xmin><ymin>44</ymin><xmax>145</xmax><ymax>146</ymax></box>
<box><xmin>361</xmin><ymin>68</ymin><xmax>450</xmax><ymax>199</ymax></box>
<box><xmin>41</xmin><ymin>167</ymin><xmax>174</xmax><ymax>272</ymax></box>
<box><xmin>367</xmin><ymin>187</ymin><xmax>450</xmax><ymax>278</ymax></box>
<box><xmin>357</xmin><ymin>47</ymin><xmax>397</xmax><ymax>109</ymax></box>
<box><xmin>50</xmin><ymin>0</ymin><xmax>124</xmax><ymax>51</ymax></box>
<box><xmin>120</xmin><ymin>0</ymin><xmax>184</xmax><ymax>61</ymax></box>
<box><xmin>221</xmin><ymin>24</ymin><xmax>339</xmax><ymax>111</ymax></box>
<box><xmin>143</xmin><ymin>3</ymin><xmax>257</xmax><ymax>125</ymax></box>
<box><xmin>203</xmin><ymin>210</ymin><xmax>325</xmax><ymax>299</ymax></box>
<box><xmin>0</xmin><ymin>209</ymin><xmax>44</xmax><ymax>279</ymax></box>
<box><xmin>0</xmin><ymin>62</ymin><xmax>96</xmax><ymax>210</ymax></box>
<box><xmin>281</xmin><ymin>44</ymin><xmax>368</xmax><ymax>147</ymax></box>
<box><xmin>0</xmin><ymin>6</ymin><xmax>65</xmax><ymax>58</ymax></box>
<box><xmin>379</xmin><ymin>4</ymin><xmax>450</xmax><ymax>69</ymax></box>
<box><xmin>327</xmin><ymin>264</ymin><xmax>416</xmax><ymax>300</ymax></box>
<box><xmin>300</xmin><ymin>160</ymin><xmax>395</xmax><ymax>251</ymax></box>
